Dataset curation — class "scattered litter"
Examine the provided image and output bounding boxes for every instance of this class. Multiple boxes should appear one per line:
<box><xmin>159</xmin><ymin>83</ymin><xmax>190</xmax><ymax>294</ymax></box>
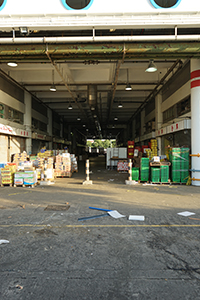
<box><xmin>128</xmin><ymin>215</ymin><xmax>145</xmax><ymax>221</ymax></box>
<box><xmin>16</xmin><ymin>285</ymin><xmax>23</xmax><ymax>290</ymax></box>
<box><xmin>18</xmin><ymin>204</ymin><xmax>25</xmax><ymax>209</ymax></box>
<box><xmin>0</xmin><ymin>240</ymin><xmax>9</xmax><ymax>245</ymax></box>
<box><xmin>8</xmin><ymin>216</ymin><xmax>12</xmax><ymax>219</ymax></box>
<box><xmin>107</xmin><ymin>210</ymin><xmax>126</xmax><ymax>219</ymax></box>
<box><xmin>44</xmin><ymin>205</ymin><xmax>70</xmax><ymax>211</ymax></box>
<box><xmin>143</xmin><ymin>183</ymin><xmax>158</xmax><ymax>186</ymax></box>
<box><xmin>61</xmin><ymin>213</ymin><xmax>63</xmax><ymax>216</ymax></box>
<box><xmin>91</xmin><ymin>253</ymin><xmax>93</xmax><ymax>255</ymax></box>
<box><xmin>169</xmin><ymin>186</ymin><xmax>177</xmax><ymax>188</ymax></box>
<box><xmin>34</xmin><ymin>229</ymin><xmax>58</xmax><ymax>236</ymax></box>
<box><xmin>108</xmin><ymin>179</ymin><xmax>114</xmax><ymax>182</ymax></box>
<box><xmin>89</xmin><ymin>206</ymin><xmax>112</xmax><ymax>212</ymax></box>
<box><xmin>97</xmin><ymin>170</ymin><xmax>101</xmax><ymax>172</ymax></box>
<box><xmin>78</xmin><ymin>213</ymin><xmax>108</xmax><ymax>221</ymax></box>
<box><xmin>177</xmin><ymin>211</ymin><xmax>196</xmax><ymax>217</ymax></box>
<box><xmin>189</xmin><ymin>217</ymin><xmax>200</xmax><ymax>221</ymax></box>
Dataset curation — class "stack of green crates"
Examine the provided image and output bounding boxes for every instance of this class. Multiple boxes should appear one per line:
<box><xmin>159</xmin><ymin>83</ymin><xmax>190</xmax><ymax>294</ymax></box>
<box><xmin>180</xmin><ymin>148</ymin><xmax>190</xmax><ymax>183</ymax></box>
<box><xmin>132</xmin><ymin>167</ymin><xmax>139</xmax><ymax>181</ymax></box>
<box><xmin>151</xmin><ymin>167</ymin><xmax>160</xmax><ymax>183</ymax></box>
<box><xmin>161</xmin><ymin>165</ymin><xmax>169</xmax><ymax>183</ymax></box>
<box><xmin>140</xmin><ymin>158</ymin><xmax>149</xmax><ymax>181</ymax></box>
<box><xmin>171</xmin><ymin>148</ymin><xmax>181</xmax><ymax>183</ymax></box>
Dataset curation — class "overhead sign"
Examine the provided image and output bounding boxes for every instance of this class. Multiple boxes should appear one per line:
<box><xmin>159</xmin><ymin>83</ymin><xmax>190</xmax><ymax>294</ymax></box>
<box><xmin>0</xmin><ymin>123</ymin><xmax>31</xmax><ymax>138</ymax></box>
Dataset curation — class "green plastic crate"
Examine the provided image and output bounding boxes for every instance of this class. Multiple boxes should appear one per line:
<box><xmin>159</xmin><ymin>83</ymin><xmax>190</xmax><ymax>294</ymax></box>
<box><xmin>160</xmin><ymin>165</ymin><xmax>169</xmax><ymax>183</ymax></box>
<box><xmin>171</xmin><ymin>148</ymin><xmax>181</xmax><ymax>183</ymax></box>
<box><xmin>151</xmin><ymin>167</ymin><xmax>160</xmax><ymax>183</ymax></box>
<box><xmin>140</xmin><ymin>158</ymin><xmax>149</xmax><ymax>181</ymax></box>
<box><xmin>180</xmin><ymin>148</ymin><xmax>189</xmax><ymax>183</ymax></box>
<box><xmin>132</xmin><ymin>167</ymin><xmax>139</xmax><ymax>181</ymax></box>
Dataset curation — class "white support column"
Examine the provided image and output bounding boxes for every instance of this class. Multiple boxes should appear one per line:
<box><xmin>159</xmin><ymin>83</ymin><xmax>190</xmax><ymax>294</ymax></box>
<box><xmin>155</xmin><ymin>93</ymin><xmax>163</xmax><ymax>156</ymax></box>
<box><xmin>24</xmin><ymin>91</ymin><xmax>32</xmax><ymax>155</ymax></box>
<box><xmin>190</xmin><ymin>59</ymin><xmax>200</xmax><ymax>186</ymax></box>
<box><xmin>47</xmin><ymin>109</ymin><xmax>53</xmax><ymax>150</ymax></box>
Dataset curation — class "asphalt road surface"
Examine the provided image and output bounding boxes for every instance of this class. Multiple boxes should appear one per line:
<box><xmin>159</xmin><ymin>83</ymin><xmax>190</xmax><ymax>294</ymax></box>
<box><xmin>0</xmin><ymin>157</ymin><xmax>200</xmax><ymax>299</ymax></box>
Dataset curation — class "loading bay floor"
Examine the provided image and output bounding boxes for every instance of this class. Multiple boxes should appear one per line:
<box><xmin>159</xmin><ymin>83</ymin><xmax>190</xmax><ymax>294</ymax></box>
<box><xmin>0</xmin><ymin>157</ymin><xmax>200</xmax><ymax>300</ymax></box>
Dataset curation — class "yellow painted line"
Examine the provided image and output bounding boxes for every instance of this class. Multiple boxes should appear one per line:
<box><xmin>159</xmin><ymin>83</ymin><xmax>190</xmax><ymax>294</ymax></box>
<box><xmin>0</xmin><ymin>224</ymin><xmax>200</xmax><ymax>228</ymax></box>
<box><xmin>8</xmin><ymin>191</ymin><xmax>32</xmax><ymax>196</ymax></box>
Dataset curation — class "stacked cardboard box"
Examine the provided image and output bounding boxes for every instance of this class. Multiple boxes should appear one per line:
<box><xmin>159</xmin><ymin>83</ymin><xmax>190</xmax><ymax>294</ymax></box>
<box><xmin>47</xmin><ymin>157</ymin><xmax>54</xmax><ymax>169</ymax></box>
<box><xmin>55</xmin><ymin>154</ymin><xmax>71</xmax><ymax>173</ymax></box>
<box><xmin>1</xmin><ymin>165</ymin><xmax>16</xmax><ymax>185</ymax></box>
<box><xmin>71</xmin><ymin>154</ymin><xmax>78</xmax><ymax>172</ymax></box>
<box><xmin>150</xmin><ymin>139</ymin><xmax>158</xmax><ymax>159</ymax></box>
<box><xmin>14</xmin><ymin>172</ymin><xmax>24</xmax><ymax>185</ymax></box>
<box><xmin>13</xmin><ymin>152</ymin><xmax>28</xmax><ymax>166</ymax></box>
<box><xmin>14</xmin><ymin>171</ymin><xmax>37</xmax><ymax>185</ymax></box>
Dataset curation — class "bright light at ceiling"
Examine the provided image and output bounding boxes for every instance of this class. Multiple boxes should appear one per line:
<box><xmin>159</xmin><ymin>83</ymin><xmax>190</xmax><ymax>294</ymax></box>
<box><xmin>7</xmin><ymin>62</ymin><xmax>18</xmax><ymax>67</ymax></box>
<box><xmin>145</xmin><ymin>60</ymin><xmax>157</xmax><ymax>72</ymax></box>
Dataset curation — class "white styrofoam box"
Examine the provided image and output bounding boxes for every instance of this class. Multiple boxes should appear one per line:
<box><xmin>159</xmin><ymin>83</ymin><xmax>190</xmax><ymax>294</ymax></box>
<box><xmin>46</xmin><ymin>168</ymin><xmax>54</xmax><ymax>179</ymax></box>
<box><xmin>153</xmin><ymin>156</ymin><xmax>160</xmax><ymax>162</ymax></box>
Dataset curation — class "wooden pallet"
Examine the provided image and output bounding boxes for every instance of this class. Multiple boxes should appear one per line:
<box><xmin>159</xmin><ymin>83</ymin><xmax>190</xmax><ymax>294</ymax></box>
<box><xmin>1</xmin><ymin>183</ymin><xmax>12</xmax><ymax>187</ymax></box>
<box><xmin>55</xmin><ymin>172</ymin><xmax>72</xmax><ymax>178</ymax></box>
<box><xmin>13</xmin><ymin>183</ymin><xmax>37</xmax><ymax>188</ymax></box>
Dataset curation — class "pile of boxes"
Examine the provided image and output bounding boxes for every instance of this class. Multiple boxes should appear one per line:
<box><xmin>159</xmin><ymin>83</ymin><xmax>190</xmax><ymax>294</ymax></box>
<box><xmin>71</xmin><ymin>154</ymin><xmax>78</xmax><ymax>172</ymax></box>
<box><xmin>150</xmin><ymin>139</ymin><xmax>158</xmax><ymax>159</ymax></box>
<box><xmin>1</xmin><ymin>164</ymin><xmax>16</xmax><ymax>186</ymax></box>
<box><xmin>55</xmin><ymin>153</ymin><xmax>71</xmax><ymax>175</ymax></box>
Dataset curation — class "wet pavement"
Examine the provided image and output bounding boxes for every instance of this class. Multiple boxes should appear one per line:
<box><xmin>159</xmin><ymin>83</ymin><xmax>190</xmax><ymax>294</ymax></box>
<box><xmin>0</xmin><ymin>156</ymin><xmax>200</xmax><ymax>299</ymax></box>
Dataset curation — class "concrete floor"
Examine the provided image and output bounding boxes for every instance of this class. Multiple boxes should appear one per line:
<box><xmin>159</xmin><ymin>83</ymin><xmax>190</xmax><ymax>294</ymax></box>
<box><xmin>0</xmin><ymin>156</ymin><xmax>200</xmax><ymax>300</ymax></box>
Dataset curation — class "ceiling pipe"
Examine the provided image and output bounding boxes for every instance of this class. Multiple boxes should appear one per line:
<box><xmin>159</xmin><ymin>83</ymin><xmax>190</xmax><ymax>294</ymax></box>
<box><xmin>46</xmin><ymin>48</ymin><xmax>88</xmax><ymax>120</ymax></box>
<box><xmin>107</xmin><ymin>44</ymin><xmax>126</xmax><ymax>122</ymax></box>
<box><xmin>1</xmin><ymin>35</ymin><xmax>200</xmax><ymax>44</ymax></box>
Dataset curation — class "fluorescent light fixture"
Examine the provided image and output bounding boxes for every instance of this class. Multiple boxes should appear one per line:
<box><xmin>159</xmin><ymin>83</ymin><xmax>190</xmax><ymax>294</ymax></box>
<box><xmin>50</xmin><ymin>70</ymin><xmax>56</xmax><ymax>91</ymax></box>
<box><xmin>7</xmin><ymin>62</ymin><xmax>18</xmax><ymax>67</ymax></box>
<box><xmin>125</xmin><ymin>69</ymin><xmax>132</xmax><ymax>91</ymax></box>
<box><xmin>118</xmin><ymin>102</ymin><xmax>123</xmax><ymax>108</ymax></box>
<box><xmin>68</xmin><ymin>104</ymin><xmax>73</xmax><ymax>110</ymax></box>
<box><xmin>114</xmin><ymin>117</ymin><xmax>118</xmax><ymax>121</ymax></box>
<box><xmin>77</xmin><ymin>117</ymin><xmax>81</xmax><ymax>121</ymax></box>
<box><xmin>50</xmin><ymin>85</ymin><xmax>56</xmax><ymax>92</ymax></box>
<box><xmin>83</xmin><ymin>124</ymin><xmax>86</xmax><ymax>127</ymax></box>
<box><xmin>125</xmin><ymin>83</ymin><xmax>132</xmax><ymax>91</ymax></box>
<box><xmin>145</xmin><ymin>60</ymin><xmax>157</xmax><ymax>72</ymax></box>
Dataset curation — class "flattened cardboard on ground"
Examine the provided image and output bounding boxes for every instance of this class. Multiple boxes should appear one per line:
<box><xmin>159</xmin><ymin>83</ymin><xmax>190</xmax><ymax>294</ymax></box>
<box><xmin>44</xmin><ymin>205</ymin><xmax>70</xmax><ymax>211</ymax></box>
<box><xmin>129</xmin><ymin>215</ymin><xmax>145</xmax><ymax>221</ymax></box>
<box><xmin>107</xmin><ymin>210</ymin><xmax>126</xmax><ymax>219</ymax></box>
<box><xmin>177</xmin><ymin>211</ymin><xmax>196</xmax><ymax>217</ymax></box>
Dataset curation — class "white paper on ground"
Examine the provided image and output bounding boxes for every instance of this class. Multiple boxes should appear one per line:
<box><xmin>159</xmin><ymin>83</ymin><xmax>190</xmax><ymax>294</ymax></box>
<box><xmin>108</xmin><ymin>210</ymin><xmax>126</xmax><ymax>219</ymax></box>
<box><xmin>129</xmin><ymin>215</ymin><xmax>145</xmax><ymax>221</ymax></box>
<box><xmin>177</xmin><ymin>211</ymin><xmax>196</xmax><ymax>217</ymax></box>
<box><xmin>0</xmin><ymin>240</ymin><xmax>9</xmax><ymax>245</ymax></box>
